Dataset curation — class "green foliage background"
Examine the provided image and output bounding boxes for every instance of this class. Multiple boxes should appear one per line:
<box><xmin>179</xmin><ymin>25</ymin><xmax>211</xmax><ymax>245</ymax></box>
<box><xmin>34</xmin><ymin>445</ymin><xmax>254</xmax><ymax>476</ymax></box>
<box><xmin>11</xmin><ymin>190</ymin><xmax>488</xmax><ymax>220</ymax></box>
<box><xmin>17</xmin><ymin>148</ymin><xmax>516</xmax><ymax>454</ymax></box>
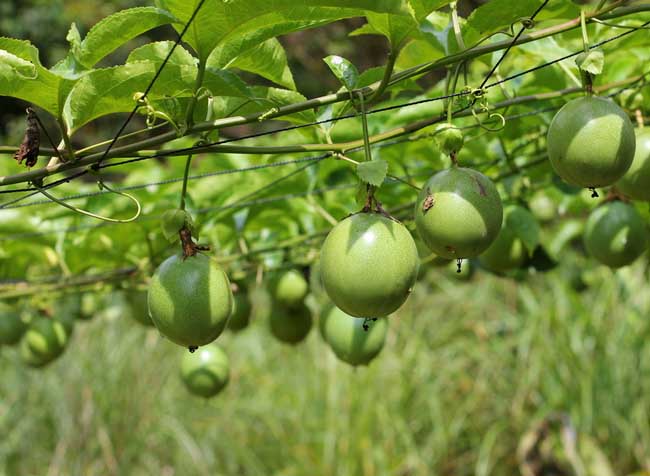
<box><xmin>0</xmin><ymin>0</ymin><xmax>650</xmax><ymax>474</ymax></box>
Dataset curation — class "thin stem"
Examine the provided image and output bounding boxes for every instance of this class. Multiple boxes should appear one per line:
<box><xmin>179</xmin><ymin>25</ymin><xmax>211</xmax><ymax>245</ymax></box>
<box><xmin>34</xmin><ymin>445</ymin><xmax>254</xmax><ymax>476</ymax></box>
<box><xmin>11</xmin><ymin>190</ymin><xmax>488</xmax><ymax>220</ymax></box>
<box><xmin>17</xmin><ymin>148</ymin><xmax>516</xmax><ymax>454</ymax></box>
<box><xmin>580</xmin><ymin>9</ymin><xmax>590</xmax><ymax>53</ymax></box>
<box><xmin>76</xmin><ymin>122</ymin><xmax>169</xmax><ymax>155</ymax></box>
<box><xmin>636</xmin><ymin>109</ymin><xmax>645</xmax><ymax>129</ymax></box>
<box><xmin>368</xmin><ymin>49</ymin><xmax>398</xmax><ymax>103</ymax></box>
<box><xmin>57</xmin><ymin>117</ymin><xmax>76</xmax><ymax>162</ymax></box>
<box><xmin>179</xmin><ymin>154</ymin><xmax>194</xmax><ymax>211</ymax></box>
<box><xmin>357</xmin><ymin>92</ymin><xmax>372</xmax><ymax>163</ymax></box>
<box><xmin>185</xmin><ymin>60</ymin><xmax>207</xmax><ymax>126</ymax></box>
<box><xmin>451</xmin><ymin>2</ymin><xmax>466</xmax><ymax>50</ymax></box>
<box><xmin>36</xmin><ymin>182</ymin><xmax>141</xmax><ymax>223</ymax></box>
<box><xmin>447</xmin><ymin>62</ymin><xmax>463</xmax><ymax>123</ymax></box>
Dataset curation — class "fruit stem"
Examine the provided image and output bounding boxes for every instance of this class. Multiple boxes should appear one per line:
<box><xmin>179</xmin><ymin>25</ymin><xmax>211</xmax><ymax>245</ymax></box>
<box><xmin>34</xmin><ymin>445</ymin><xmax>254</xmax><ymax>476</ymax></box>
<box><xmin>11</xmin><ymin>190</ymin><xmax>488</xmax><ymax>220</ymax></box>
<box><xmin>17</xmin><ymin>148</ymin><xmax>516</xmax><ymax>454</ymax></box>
<box><xmin>579</xmin><ymin>9</ymin><xmax>594</xmax><ymax>95</ymax></box>
<box><xmin>180</xmin><ymin>153</ymin><xmax>194</xmax><ymax>211</ymax></box>
<box><xmin>447</xmin><ymin>62</ymin><xmax>463</xmax><ymax>124</ymax></box>
<box><xmin>357</xmin><ymin>92</ymin><xmax>373</xmax><ymax>163</ymax></box>
<box><xmin>179</xmin><ymin>227</ymin><xmax>198</xmax><ymax>259</ymax></box>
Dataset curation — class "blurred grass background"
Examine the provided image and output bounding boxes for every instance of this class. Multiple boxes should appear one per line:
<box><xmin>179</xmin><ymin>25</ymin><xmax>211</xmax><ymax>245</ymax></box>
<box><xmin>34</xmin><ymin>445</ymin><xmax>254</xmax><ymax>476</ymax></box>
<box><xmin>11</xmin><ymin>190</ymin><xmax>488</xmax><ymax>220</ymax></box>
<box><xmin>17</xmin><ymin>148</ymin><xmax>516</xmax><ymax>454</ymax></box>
<box><xmin>2</xmin><ymin>258</ymin><xmax>650</xmax><ymax>476</ymax></box>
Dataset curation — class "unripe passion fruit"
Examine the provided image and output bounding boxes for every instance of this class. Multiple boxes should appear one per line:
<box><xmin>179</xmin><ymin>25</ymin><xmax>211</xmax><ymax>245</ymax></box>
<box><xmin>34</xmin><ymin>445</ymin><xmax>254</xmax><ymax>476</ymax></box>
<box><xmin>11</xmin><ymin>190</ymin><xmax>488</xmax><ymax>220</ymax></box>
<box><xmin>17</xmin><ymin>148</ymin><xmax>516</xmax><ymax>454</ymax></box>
<box><xmin>228</xmin><ymin>287</ymin><xmax>252</xmax><ymax>332</ymax></box>
<box><xmin>126</xmin><ymin>290</ymin><xmax>154</xmax><ymax>327</ymax></box>
<box><xmin>180</xmin><ymin>342</ymin><xmax>229</xmax><ymax>398</ymax></box>
<box><xmin>272</xmin><ymin>269</ymin><xmax>308</xmax><ymax>308</ymax></box>
<box><xmin>616</xmin><ymin>129</ymin><xmax>650</xmax><ymax>201</ymax></box>
<box><xmin>528</xmin><ymin>191</ymin><xmax>557</xmax><ymax>223</ymax></box>
<box><xmin>547</xmin><ymin>96</ymin><xmax>635</xmax><ymax>188</ymax></box>
<box><xmin>269</xmin><ymin>301</ymin><xmax>312</xmax><ymax>344</ymax></box>
<box><xmin>0</xmin><ymin>304</ymin><xmax>27</xmax><ymax>345</ymax></box>
<box><xmin>479</xmin><ymin>205</ymin><xmax>536</xmax><ymax>273</ymax></box>
<box><xmin>583</xmin><ymin>201</ymin><xmax>647</xmax><ymax>268</ymax></box>
<box><xmin>148</xmin><ymin>253</ymin><xmax>233</xmax><ymax>349</ymax></box>
<box><xmin>435</xmin><ymin>123</ymin><xmax>464</xmax><ymax>156</ymax></box>
<box><xmin>320</xmin><ymin>213</ymin><xmax>419</xmax><ymax>317</ymax></box>
<box><xmin>414</xmin><ymin>167</ymin><xmax>503</xmax><ymax>259</ymax></box>
<box><xmin>320</xmin><ymin>304</ymin><xmax>387</xmax><ymax>366</ymax></box>
<box><xmin>20</xmin><ymin>316</ymin><xmax>69</xmax><ymax>367</ymax></box>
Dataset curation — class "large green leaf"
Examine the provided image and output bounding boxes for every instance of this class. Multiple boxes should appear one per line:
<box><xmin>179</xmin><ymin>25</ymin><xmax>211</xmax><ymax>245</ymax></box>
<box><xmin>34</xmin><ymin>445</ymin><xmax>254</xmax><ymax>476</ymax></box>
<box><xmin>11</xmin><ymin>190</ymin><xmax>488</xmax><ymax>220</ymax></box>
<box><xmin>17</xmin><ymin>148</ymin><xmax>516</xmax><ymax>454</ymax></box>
<box><xmin>65</xmin><ymin>42</ymin><xmax>250</xmax><ymax>131</ymax></box>
<box><xmin>155</xmin><ymin>0</ymin><xmax>412</xmax><ymax>61</ymax></box>
<box><xmin>0</xmin><ymin>38</ymin><xmax>75</xmax><ymax>116</ymax></box>
<box><xmin>72</xmin><ymin>7</ymin><xmax>177</xmax><ymax>69</ymax></box>
<box><xmin>222</xmin><ymin>38</ymin><xmax>296</xmax><ymax>90</ymax></box>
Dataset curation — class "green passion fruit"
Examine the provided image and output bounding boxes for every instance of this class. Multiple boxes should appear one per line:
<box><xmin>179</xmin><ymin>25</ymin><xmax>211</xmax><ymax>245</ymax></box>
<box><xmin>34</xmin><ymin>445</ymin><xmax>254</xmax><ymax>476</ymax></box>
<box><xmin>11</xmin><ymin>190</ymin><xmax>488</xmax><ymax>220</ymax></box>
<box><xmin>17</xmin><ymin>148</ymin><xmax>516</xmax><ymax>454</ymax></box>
<box><xmin>148</xmin><ymin>253</ymin><xmax>233</xmax><ymax>350</ymax></box>
<box><xmin>20</xmin><ymin>316</ymin><xmax>69</xmax><ymax>367</ymax></box>
<box><xmin>320</xmin><ymin>304</ymin><xmax>387</xmax><ymax>367</ymax></box>
<box><xmin>180</xmin><ymin>342</ymin><xmax>230</xmax><ymax>398</ymax></box>
<box><xmin>320</xmin><ymin>213</ymin><xmax>419</xmax><ymax>318</ymax></box>
<box><xmin>272</xmin><ymin>269</ymin><xmax>308</xmax><ymax>308</ymax></box>
<box><xmin>228</xmin><ymin>287</ymin><xmax>252</xmax><ymax>332</ymax></box>
<box><xmin>126</xmin><ymin>290</ymin><xmax>154</xmax><ymax>327</ymax></box>
<box><xmin>583</xmin><ymin>201</ymin><xmax>647</xmax><ymax>268</ymax></box>
<box><xmin>0</xmin><ymin>304</ymin><xmax>27</xmax><ymax>346</ymax></box>
<box><xmin>616</xmin><ymin>129</ymin><xmax>650</xmax><ymax>201</ymax></box>
<box><xmin>269</xmin><ymin>301</ymin><xmax>312</xmax><ymax>344</ymax></box>
<box><xmin>415</xmin><ymin>167</ymin><xmax>503</xmax><ymax>259</ymax></box>
<box><xmin>528</xmin><ymin>191</ymin><xmax>557</xmax><ymax>223</ymax></box>
<box><xmin>479</xmin><ymin>205</ymin><xmax>537</xmax><ymax>273</ymax></box>
<box><xmin>547</xmin><ymin>96</ymin><xmax>635</xmax><ymax>188</ymax></box>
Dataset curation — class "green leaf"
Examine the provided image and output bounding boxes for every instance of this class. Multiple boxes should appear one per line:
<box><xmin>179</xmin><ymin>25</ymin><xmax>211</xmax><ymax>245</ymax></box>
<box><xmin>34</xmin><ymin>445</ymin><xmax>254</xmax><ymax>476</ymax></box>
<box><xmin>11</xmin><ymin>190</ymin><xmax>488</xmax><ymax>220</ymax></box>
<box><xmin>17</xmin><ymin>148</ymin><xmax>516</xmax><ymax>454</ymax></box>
<box><xmin>156</xmin><ymin>0</ymin><xmax>412</xmax><ymax>62</ymax></box>
<box><xmin>364</xmin><ymin>12</ymin><xmax>419</xmax><ymax>49</ymax></box>
<box><xmin>576</xmin><ymin>49</ymin><xmax>605</xmax><ymax>76</ymax></box>
<box><xmin>72</xmin><ymin>7</ymin><xmax>178</xmax><ymax>69</ymax></box>
<box><xmin>0</xmin><ymin>38</ymin><xmax>76</xmax><ymax>116</ymax></box>
<box><xmin>409</xmin><ymin>0</ymin><xmax>455</xmax><ymax>21</ymax></box>
<box><xmin>468</xmin><ymin>0</ymin><xmax>543</xmax><ymax>35</ymax></box>
<box><xmin>507</xmin><ymin>207</ymin><xmax>540</xmax><ymax>255</ymax></box>
<box><xmin>224</xmin><ymin>38</ymin><xmax>296</xmax><ymax>90</ymax></box>
<box><xmin>356</xmin><ymin>160</ymin><xmax>388</xmax><ymax>187</ymax></box>
<box><xmin>323</xmin><ymin>55</ymin><xmax>359</xmax><ymax>91</ymax></box>
<box><xmin>65</xmin><ymin>43</ymin><xmax>250</xmax><ymax>131</ymax></box>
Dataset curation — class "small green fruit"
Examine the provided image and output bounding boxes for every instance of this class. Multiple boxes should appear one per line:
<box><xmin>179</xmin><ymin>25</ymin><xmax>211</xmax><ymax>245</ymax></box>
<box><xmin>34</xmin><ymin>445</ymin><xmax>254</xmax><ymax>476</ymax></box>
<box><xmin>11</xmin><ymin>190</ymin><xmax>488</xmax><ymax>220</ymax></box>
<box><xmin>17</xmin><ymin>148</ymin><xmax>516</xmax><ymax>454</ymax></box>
<box><xmin>272</xmin><ymin>270</ymin><xmax>308</xmax><ymax>308</ymax></box>
<box><xmin>584</xmin><ymin>201</ymin><xmax>647</xmax><ymax>268</ymax></box>
<box><xmin>321</xmin><ymin>305</ymin><xmax>387</xmax><ymax>366</ymax></box>
<box><xmin>616</xmin><ymin>129</ymin><xmax>650</xmax><ymax>201</ymax></box>
<box><xmin>479</xmin><ymin>205</ymin><xmax>536</xmax><ymax>273</ymax></box>
<box><xmin>20</xmin><ymin>317</ymin><xmax>69</xmax><ymax>367</ymax></box>
<box><xmin>229</xmin><ymin>287</ymin><xmax>252</xmax><ymax>332</ymax></box>
<box><xmin>148</xmin><ymin>253</ymin><xmax>233</xmax><ymax>349</ymax></box>
<box><xmin>320</xmin><ymin>213</ymin><xmax>419</xmax><ymax>317</ymax></box>
<box><xmin>126</xmin><ymin>290</ymin><xmax>154</xmax><ymax>327</ymax></box>
<box><xmin>269</xmin><ymin>301</ymin><xmax>312</xmax><ymax>344</ymax></box>
<box><xmin>78</xmin><ymin>293</ymin><xmax>99</xmax><ymax>321</ymax></box>
<box><xmin>415</xmin><ymin>167</ymin><xmax>503</xmax><ymax>259</ymax></box>
<box><xmin>435</xmin><ymin>123</ymin><xmax>464</xmax><ymax>156</ymax></box>
<box><xmin>0</xmin><ymin>304</ymin><xmax>27</xmax><ymax>345</ymax></box>
<box><xmin>180</xmin><ymin>343</ymin><xmax>229</xmax><ymax>398</ymax></box>
<box><xmin>547</xmin><ymin>96</ymin><xmax>635</xmax><ymax>188</ymax></box>
<box><xmin>528</xmin><ymin>191</ymin><xmax>556</xmax><ymax>223</ymax></box>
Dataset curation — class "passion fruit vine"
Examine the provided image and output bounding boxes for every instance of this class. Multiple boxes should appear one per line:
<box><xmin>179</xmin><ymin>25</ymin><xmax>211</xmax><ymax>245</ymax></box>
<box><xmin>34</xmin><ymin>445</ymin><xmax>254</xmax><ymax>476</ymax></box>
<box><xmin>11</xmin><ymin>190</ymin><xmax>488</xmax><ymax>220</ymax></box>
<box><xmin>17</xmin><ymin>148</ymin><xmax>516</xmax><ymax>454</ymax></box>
<box><xmin>415</xmin><ymin>167</ymin><xmax>503</xmax><ymax>259</ymax></box>
<box><xmin>547</xmin><ymin>96</ymin><xmax>636</xmax><ymax>188</ymax></box>
<box><xmin>320</xmin><ymin>212</ymin><xmax>419</xmax><ymax>318</ymax></box>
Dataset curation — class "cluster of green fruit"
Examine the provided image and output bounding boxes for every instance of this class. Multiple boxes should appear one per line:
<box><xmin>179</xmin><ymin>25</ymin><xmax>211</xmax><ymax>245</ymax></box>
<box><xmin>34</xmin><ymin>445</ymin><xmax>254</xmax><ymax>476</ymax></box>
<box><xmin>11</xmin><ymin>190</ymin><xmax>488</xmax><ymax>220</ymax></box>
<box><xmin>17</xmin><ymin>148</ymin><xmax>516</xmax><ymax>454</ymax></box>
<box><xmin>143</xmin><ymin>94</ymin><xmax>650</xmax><ymax>381</ymax></box>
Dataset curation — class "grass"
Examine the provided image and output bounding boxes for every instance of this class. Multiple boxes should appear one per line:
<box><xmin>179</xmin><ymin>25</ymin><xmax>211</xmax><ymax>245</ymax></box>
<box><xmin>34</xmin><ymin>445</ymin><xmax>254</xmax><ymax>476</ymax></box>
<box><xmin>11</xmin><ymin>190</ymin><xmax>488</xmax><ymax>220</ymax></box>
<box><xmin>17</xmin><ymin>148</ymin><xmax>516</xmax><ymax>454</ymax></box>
<box><xmin>1</xmin><ymin>258</ymin><xmax>650</xmax><ymax>476</ymax></box>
